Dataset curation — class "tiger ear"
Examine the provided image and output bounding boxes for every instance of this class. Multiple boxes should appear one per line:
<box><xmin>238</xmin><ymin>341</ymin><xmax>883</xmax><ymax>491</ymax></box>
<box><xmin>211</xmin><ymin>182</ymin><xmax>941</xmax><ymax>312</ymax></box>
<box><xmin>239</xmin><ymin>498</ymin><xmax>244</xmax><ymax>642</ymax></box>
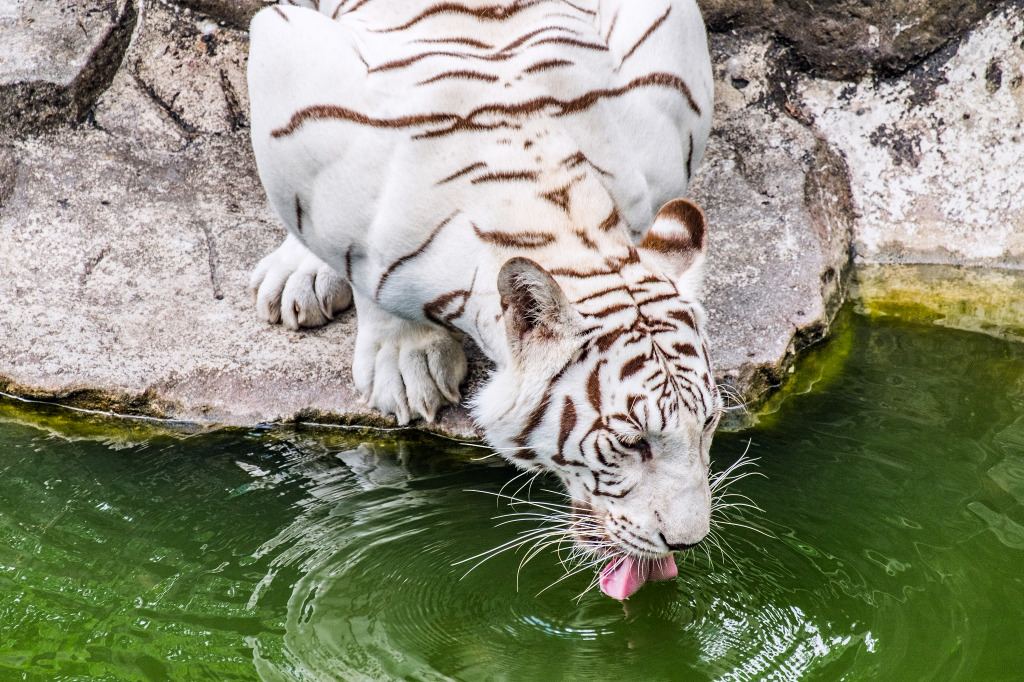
<box><xmin>639</xmin><ymin>199</ymin><xmax>707</xmax><ymax>294</ymax></box>
<box><xmin>497</xmin><ymin>257</ymin><xmax>581</xmax><ymax>361</ymax></box>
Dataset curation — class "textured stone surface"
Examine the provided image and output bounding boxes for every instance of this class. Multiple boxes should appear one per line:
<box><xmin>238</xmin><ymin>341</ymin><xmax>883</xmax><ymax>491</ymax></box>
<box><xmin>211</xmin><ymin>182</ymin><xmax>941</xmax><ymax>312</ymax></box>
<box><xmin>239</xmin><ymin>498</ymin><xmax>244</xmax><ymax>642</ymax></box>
<box><xmin>697</xmin><ymin>0</ymin><xmax>772</xmax><ymax>33</ymax></box>
<box><xmin>92</xmin><ymin>68</ymin><xmax>190</xmax><ymax>152</ymax></box>
<box><xmin>692</xmin><ymin>32</ymin><xmax>853</xmax><ymax>403</ymax></box>
<box><xmin>125</xmin><ymin>1</ymin><xmax>251</xmax><ymax>136</ymax></box>
<box><xmin>854</xmin><ymin>265</ymin><xmax>1024</xmax><ymax>344</ymax></box>
<box><xmin>0</xmin><ymin>22</ymin><xmax>853</xmax><ymax>432</ymax></box>
<box><xmin>697</xmin><ymin>0</ymin><xmax>1003</xmax><ymax>80</ymax></box>
<box><xmin>799</xmin><ymin>4</ymin><xmax>1024</xmax><ymax>268</ymax></box>
<box><xmin>0</xmin><ymin>0</ymin><xmax>137</xmax><ymax>133</ymax></box>
<box><xmin>175</xmin><ymin>0</ymin><xmax>273</xmax><ymax>30</ymax></box>
<box><xmin>9</xmin><ymin>0</ymin><xmax>1018</xmax><ymax>434</ymax></box>
<box><xmin>0</xmin><ymin>127</ymin><xmax>488</xmax><ymax>434</ymax></box>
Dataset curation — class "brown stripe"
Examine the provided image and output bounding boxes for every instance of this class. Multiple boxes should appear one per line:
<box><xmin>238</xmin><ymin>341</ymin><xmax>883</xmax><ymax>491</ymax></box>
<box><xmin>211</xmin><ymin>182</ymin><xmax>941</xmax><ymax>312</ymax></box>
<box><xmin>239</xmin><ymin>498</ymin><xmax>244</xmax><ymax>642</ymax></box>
<box><xmin>271</xmin><ymin>104</ymin><xmax>457</xmax><ymax>138</ymax></box>
<box><xmin>563</xmin><ymin>151</ymin><xmax>613</xmax><ymax>176</ymax></box>
<box><xmin>418</xmin><ymin>70</ymin><xmax>500</xmax><ymax>85</ymax></box>
<box><xmin>471</xmin><ymin>170</ymin><xmax>539</xmax><ymax>184</ymax></box>
<box><xmin>668</xmin><ymin>308</ymin><xmax>696</xmax><ymax>328</ymax></box>
<box><xmin>618</xmin><ymin>527</ymin><xmax>658</xmax><ymax>551</ymax></box>
<box><xmin>532</xmin><ymin>37</ymin><xmax>608</xmax><ymax>52</ymax></box>
<box><xmin>586</xmin><ymin>361</ymin><xmax>604</xmax><ymax>413</ymax></box>
<box><xmin>473</xmin><ymin>223</ymin><xmax>555</xmax><ymax>249</ymax></box>
<box><xmin>294</xmin><ymin>195</ymin><xmax>303</xmax><ymax>233</ymax></box>
<box><xmin>637</xmin><ymin>292</ymin><xmax>679</xmax><ymax>307</ymax></box>
<box><xmin>619</xmin><ymin>7</ymin><xmax>671</xmax><ymax>68</ymax></box>
<box><xmin>548</xmin><ymin>263</ymin><xmax>621</xmax><ymax>279</ymax></box>
<box><xmin>594</xmin><ymin>327</ymin><xmax>625</xmax><ymax>352</ymax></box>
<box><xmin>687</xmin><ymin>131</ymin><xmax>695</xmax><ymax>180</ymax></box>
<box><xmin>598</xmin><ymin>207</ymin><xmax>620</xmax><ymax>232</ymax></box>
<box><xmin>272</xmin><ymin>72</ymin><xmax>701</xmax><ymax>139</ymax></box>
<box><xmin>588</xmin><ymin>302</ymin><xmax>632</xmax><ymax>318</ymax></box>
<box><xmin>437</xmin><ymin>162</ymin><xmax>487</xmax><ymax>185</ymax></box>
<box><xmin>376</xmin><ymin>211</ymin><xmax>458</xmax><ymax>297</ymax></box>
<box><xmin>557</xmin><ymin>396</ymin><xmax>577</xmax><ymax>456</ymax></box>
<box><xmin>499</xmin><ymin>26</ymin><xmax>569</xmax><ymax>53</ymax></box>
<box><xmin>523</xmin><ymin>58</ymin><xmax>573</xmax><ymax>74</ymax></box>
<box><xmin>620</xmin><ymin>355</ymin><xmax>647</xmax><ymax>380</ymax></box>
<box><xmin>627</xmin><ymin>394</ymin><xmax>645</xmax><ymax>426</ymax></box>
<box><xmin>604</xmin><ymin>8</ymin><xmax>619</xmax><ymax>44</ymax></box>
<box><xmin>272</xmin><ymin>6</ymin><xmax>289</xmax><ymax>21</ymax></box>
<box><xmin>370</xmin><ymin>51</ymin><xmax>512</xmax><ymax>74</ymax></box>
<box><xmin>613</xmin><ymin>533</ymin><xmax>657</xmax><ymax>555</ymax></box>
<box><xmin>573</xmin><ymin>229</ymin><xmax>598</xmax><ymax>250</ymax></box>
<box><xmin>416</xmin><ymin>36</ymin><xmax>494</xmax><ymax>49</ymax></box>
<box><xmin>673</xmin><ymin>342</ymin><xmax>699</xmax><ymax>357</ymax></box>
<box><xmin>375</xmin><ymin>1</ymin><xmax>544</xmax><ymax>33</ymax></box>
<box><xmin>541</xmin><ymin>187</ymin><xmax>570</xmax><ymax>212</ymax></box>
<box><xmin>592</xmin><ymin>435</ymin><xmax>619</xmax><ymax>469</ymax></box>
<box><xmin>575</xmin><ymin>284</ymin><xmax>629</xmax><ymax>305</ymax></box>
<box><xmin>423</xmin><ymin>287</ymin><xmax>472</xmax><ymax>330</ymax></box>
<box><xmin>424</xmin><ymin>267</ymin><xmax>476</xmax><ymax>331</ymax></box>
<box><xmin>591</xmin><ymin>478</ymin><xmax>633</xmax><ymax>499</ymax></box>
<box><xmin>550</xmin><ymin>267</ymin><xmax>605</xmax><ymax>279</ymax></box>
<box><xmin>561</xmin><ymin>0</ymin><xmax>596</xmax><ymax>15</ymax></box>
<box><xmin>550</xmin><ymin>72</ymin><xmax>701</xmax><ymax>118</ymax></box>
<box><xmin>344</xmin><ymin>245</ymin><xmax>353</xmax><ymax>280</ymax></box>
<box><xmin>513</xmin><ymin>390</ymin><xmax>552</xmax><ymax>447</ymax></box>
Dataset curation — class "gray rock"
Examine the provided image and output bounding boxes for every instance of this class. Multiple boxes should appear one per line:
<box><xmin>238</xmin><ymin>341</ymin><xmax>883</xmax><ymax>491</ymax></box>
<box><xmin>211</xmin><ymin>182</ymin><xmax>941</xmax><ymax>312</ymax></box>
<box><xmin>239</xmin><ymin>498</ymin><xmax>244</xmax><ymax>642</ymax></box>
<box><xmin>0</xmin><ymin>26</ymin><xmax>852</xmax><ymax>433</ymax></box>
<box><xmin>92</xmin><ymin>68</ymin><xmax>189</xmax><ymax>151</ymax></box>
<box><xmin>853</xmin><ymin>265</ymin><xmax>1024</xmax><ymax>344</ymax></box>
<box><xmin>799</xmin><ymin>3</ymin><xmax>1024</xmax><ymax>268</ymax></box>
<box><xmin>0</xmin><ymin>128</ymin><xmax>369</xmax><ymax>428</ymax></box>
<box><xmin>697</xmin><ymin>0</ymin><xmax>1003</xmax><ymax>80</ymax></box>
<box><xmin>775</xmin><ymin>0</ymin><xmax>1002</xmax><ymax>80</ymax></box>
<box><xmin>0</xmin><ymin>0</ymin><xmax>137</xmax><ymax>133</ymax></box>
<box><xmin>0</xmin><ymin>0</ymin><xmax>1011</xmax><ymax>439</ymax></box>
<box><xmin>124</xmin><ymin>1</ymin><xmax>251</xmax><ymax>136</ymax></box>
<box><xmin>0</xmin><ymin>121</ymin><xmax>481</xmax><ymax>436</ymax></box>
<box><xmin>697</xmin><ymin>0</ymin><xmax>774</xmax><ymax>33</ymax></box>
<box><xmin>691</xmin><ymin>32</ymin><xmax>853</xmax><ymax>408</ymax></box>
<box><xmin>174</xmin><ymin>0</ymin><xmax>273</xmax><ymax>30</ymax></box>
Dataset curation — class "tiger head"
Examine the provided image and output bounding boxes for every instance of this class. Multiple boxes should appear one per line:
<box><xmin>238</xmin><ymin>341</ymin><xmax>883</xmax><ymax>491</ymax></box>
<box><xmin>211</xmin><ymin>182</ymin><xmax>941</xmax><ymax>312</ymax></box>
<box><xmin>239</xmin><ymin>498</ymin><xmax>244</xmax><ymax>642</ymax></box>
<box><xmin>473</xmin><ymin>199</ymin><xmax>720</xmax><ymax>598</ymax></box>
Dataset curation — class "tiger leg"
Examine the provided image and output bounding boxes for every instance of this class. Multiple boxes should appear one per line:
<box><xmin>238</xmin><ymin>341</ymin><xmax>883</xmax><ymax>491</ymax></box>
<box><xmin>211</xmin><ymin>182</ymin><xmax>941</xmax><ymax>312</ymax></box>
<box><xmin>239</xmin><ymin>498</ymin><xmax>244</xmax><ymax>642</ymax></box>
<box><xmin>351</xmin><ymin>290</ymin><xmax>468</xmax><ymax>425</ymax></box>
<box><xmin>250</xmin><ymin>234</ymin><xmax>353</xmax><ymax>330</ymax></box>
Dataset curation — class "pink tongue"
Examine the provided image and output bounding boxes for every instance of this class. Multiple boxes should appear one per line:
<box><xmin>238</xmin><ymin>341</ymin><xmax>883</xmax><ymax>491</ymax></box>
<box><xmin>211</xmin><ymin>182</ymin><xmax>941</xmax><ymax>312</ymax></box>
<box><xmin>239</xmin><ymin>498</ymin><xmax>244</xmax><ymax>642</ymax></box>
<box><xmin>648</xmin><ymin>555</ymin><xmax>678</xmax><ymax>582</ymax></box>
<box><xmin>599</xmin><ymin>555</ymin><xmax>678</xmax><ymax>600</ymax></box>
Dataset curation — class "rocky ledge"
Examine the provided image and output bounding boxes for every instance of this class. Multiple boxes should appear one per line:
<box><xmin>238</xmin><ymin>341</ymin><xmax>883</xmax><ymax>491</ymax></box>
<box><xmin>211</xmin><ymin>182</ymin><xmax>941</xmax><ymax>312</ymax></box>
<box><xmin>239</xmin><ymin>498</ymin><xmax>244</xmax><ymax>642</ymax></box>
<box><xmin>1</xmin><ymin>0</ymin><xmax>1021</xmax><ymax>436</ymax></box>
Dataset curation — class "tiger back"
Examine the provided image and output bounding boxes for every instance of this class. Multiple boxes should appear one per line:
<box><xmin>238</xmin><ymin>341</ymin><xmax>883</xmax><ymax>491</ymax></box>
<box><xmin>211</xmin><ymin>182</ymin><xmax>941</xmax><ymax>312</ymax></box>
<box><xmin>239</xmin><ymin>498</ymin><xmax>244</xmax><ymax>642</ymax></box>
<box><xmin>247</xmin><ymin>0</ymin><xmax>718</xmax><ymax>599</ymax></box>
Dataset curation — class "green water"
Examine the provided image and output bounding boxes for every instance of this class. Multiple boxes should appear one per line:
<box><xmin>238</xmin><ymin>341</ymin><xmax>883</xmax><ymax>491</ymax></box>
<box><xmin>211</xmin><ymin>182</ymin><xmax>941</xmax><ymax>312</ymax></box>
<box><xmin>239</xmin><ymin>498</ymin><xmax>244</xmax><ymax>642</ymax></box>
<box><xmin>2</xmin><ymin>305</ymin><xmax>1024</xmax><ymax>681</ymax></box>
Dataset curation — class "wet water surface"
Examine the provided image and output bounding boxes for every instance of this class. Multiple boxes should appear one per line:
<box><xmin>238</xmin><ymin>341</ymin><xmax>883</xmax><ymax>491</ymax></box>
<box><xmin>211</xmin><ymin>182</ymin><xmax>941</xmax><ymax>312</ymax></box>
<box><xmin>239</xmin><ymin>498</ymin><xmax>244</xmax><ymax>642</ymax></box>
<box><xmin>2</xmin><ymin>304</ymin><xmax>1023</xmax><ymax>680</ymax></box>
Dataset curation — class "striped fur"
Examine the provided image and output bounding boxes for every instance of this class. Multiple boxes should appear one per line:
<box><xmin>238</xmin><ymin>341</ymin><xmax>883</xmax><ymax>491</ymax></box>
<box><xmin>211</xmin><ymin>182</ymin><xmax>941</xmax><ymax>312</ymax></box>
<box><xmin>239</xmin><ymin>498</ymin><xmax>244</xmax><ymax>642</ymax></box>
<box><xmin>248</xmin><ymin>0</ymin><xmax>718</xmax><ymax>571</ymax></box>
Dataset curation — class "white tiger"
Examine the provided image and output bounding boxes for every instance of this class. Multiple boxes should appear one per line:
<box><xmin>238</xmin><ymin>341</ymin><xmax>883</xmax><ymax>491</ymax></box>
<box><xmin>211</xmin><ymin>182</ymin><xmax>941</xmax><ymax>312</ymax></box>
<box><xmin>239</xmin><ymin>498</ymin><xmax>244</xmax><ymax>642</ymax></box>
<box><xmin>247</xmin><ymin>0</ymin><xmax>717</xmax><ymax>599</ymax></box>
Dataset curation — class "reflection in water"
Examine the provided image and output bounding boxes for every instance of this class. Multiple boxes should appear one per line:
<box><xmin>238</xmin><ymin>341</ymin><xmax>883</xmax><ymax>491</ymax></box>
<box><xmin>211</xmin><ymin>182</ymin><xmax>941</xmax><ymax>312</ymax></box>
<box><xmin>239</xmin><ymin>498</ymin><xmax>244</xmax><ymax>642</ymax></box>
<box><xmin>242</xmin><ymin>438</ymin><xmax>859</xmax><ymax>681</ymax></box>
<box><xmin>1</xmin><ymin>306</ymin><xmax>1024</xmax><ymax>680</ymax></box>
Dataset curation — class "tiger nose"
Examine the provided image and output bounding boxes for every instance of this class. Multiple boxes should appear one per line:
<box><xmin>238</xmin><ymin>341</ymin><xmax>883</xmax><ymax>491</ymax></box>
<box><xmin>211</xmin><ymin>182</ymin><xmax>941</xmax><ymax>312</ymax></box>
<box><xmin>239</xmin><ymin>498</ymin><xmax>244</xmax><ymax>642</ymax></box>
<box><xmin>659</xmin><ymin>531</ymin><xmax>704</xmax><ymax>552</ymax></box>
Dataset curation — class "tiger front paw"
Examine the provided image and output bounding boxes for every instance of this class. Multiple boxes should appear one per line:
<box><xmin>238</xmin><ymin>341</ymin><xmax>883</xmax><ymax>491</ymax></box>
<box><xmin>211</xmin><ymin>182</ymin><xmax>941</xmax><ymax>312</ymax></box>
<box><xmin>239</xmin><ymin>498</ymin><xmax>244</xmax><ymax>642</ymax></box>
<box><xmin>352</xmin><ymin>314</ymin><xmax>468</xmax><ymax>425</ymax></box>
<box><xmin>250</xmin><ymin>235</ymin><xmax>352</xmax><ymax>330</ymax></box>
